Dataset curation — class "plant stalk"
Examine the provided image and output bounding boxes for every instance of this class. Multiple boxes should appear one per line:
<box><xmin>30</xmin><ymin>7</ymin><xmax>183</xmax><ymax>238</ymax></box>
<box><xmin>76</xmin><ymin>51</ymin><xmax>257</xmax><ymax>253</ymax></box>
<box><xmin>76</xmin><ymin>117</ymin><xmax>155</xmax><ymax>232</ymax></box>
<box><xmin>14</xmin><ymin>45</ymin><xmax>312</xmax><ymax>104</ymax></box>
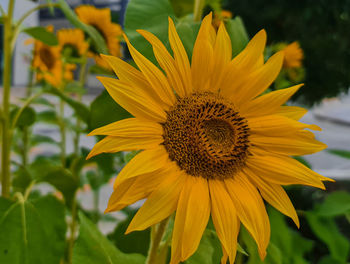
<box><xmin>193</xmin><ymin>0</ymin><xmax>205</xmax><ymax>22</ymax></box>
<box><xmin>1</xmin><ymin>0</ymin><xmax>16</xmax><ymax>198</ymax></box>
<box><xmin>59</xmin><ymin>98</ymin><xmax>66</xmax><ymax>167</ymax></box>
<box><xmin>73</xmin><ymin>56</ymin><xmax>88</xmax><ymax>156</ymax></box>
<box><xmin>146</xmin><ymin>217</ymin><xmax>170</xmax><ymax>264</ymax></box>
<box><xmin>68</xmin><ymin>191</ymin><xmax>78</xmax><ymax>264</ymax></box>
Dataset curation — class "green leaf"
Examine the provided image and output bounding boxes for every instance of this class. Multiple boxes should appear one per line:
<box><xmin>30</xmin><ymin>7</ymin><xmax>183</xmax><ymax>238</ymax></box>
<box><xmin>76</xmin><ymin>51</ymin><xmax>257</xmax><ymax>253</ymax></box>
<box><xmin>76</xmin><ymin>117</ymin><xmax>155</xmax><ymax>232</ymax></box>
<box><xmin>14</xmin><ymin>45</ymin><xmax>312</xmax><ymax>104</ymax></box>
<box><xmin>30</xmin><ymin>195</ymin><xmax>67</xmax><ymax>263</ymax></box>
<box><xmin>36</xmin><ymin>110</ymin><xmax>59</xmax><ymax>124</ymax></box>
<box><xmin>46</xmin><ymin>88</ymin><xmax>90</xmax><ymax>124</ymax></box>
<box><xmin>293</xmin><ymin>156</ymin><xmax>312</xmax><ymax>168</ymax></box>
<box><xmin>315</xmin><ymin>191</ymin><xmax>350</xmax><ymax>217</ymax></box>
<box><xmin>11</xmin><ymin>106</ymin><xmax>36</xmax><ymax>127</ymax></box>
<box><xmin>328</xmin><ymin>149</ymin><xmax>350</xmax><ymax>159</ymax></box>
<box><xmin>73</xmin><ymin>212</ymin><xmax>145</xmax><ymax>264</ymax></box>
<box><xmin>0</xmin><ymin>195</ymin><xmax>66</xmax><ymax>264</ymax></box>
<box><xmin>108</xmin><ymin>211</ymin><xmax>150</xmax><ymax>256</ymax></box>
<box><xmin>186</xmin><ymin>229</ymin><xmax>222</xmax><ymax>264</ymax></box>
<box><xmin>125</xmin><ymin>0</ymin><xmax>175</xmax><ymax>62</ymax></box>
<box><xmin>305</xmin><ymin>212</ymin><xmax>350</xmax><ymax>262</ymax></box>
<box><xmin>89</xmin><ymin>90</ymin><xmax>131</xmax><ymax>130</ymax></box>
<box><xmin>12</xmin><ymin>166</ymin><xmax>32</xmax><ymax>192</ymax></box>
<box><xmin>226</xmin><ymin>17</ymin><xmax>249</xmax><ymax>57</ymax></box>
<box><xmin>30</xmin><ymin>134</ymin><xmax>58</xmax><ymax>147</ymax></box>
<box><xmin>57</xmin><ymin>0</ymin><xmax>107</xmax><ymax>54</ymax></box>
<box><xmin>22</xmin><ymin>26</ymin><xmax>58</xmax><ymax>46</ymax></box>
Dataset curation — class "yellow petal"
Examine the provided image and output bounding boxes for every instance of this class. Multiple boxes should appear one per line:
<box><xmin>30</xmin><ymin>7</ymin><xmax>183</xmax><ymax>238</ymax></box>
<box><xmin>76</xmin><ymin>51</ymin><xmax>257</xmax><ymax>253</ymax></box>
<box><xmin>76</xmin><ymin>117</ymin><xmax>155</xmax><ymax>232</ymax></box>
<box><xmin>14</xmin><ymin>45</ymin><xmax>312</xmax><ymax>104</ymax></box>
<box><xmin>246</xmin><ymin>154</ymin><xmax>328</xmax><ymax>189</ymax></box>
<box><xmin>191</xmin><ymin>39</ymin><xmax>213</xmax><ymax>92</ymax></box>
<box><xmin>86</xmin><ymin>135</ymin><xmax>162</xmax><ymax>159</ymax></box>
<box><xmin>100</xmin><ymin>54</ymin><xmax>162</xmax><ymax>103</ymax></box>
<box><xmin>244</xmin><ymin>168</ymin><xmax>299</xmax><ymax>227</ymax></box>
<box><xmin>97</xmin><ymin>76</ymin><xmax>167</xmax><ymax>122</ymax></box>
<box><xmin>242</xmin><ymin>84</ymin><xmax>303</xmax><ymax>117</ymax></box>
<box><xmin>171</xmin><ymin>176</ymin><xmax>210</xmax><ymax>262</ymax></box>
<box><xmin>210</xmin><ymin>23</ymin><xmax>232</xmax><ymax>92</ymax></box>
<box><xmin>105</xmin><ymin>170</ymin><xmax>166</xmax><ymax>212</ymax></box>
<box><xmin>248</xmin><ymin>115</ymin><xmax>321</xmax><ymax>137</ymax></box>
<box><xmin>225</xmin><ymin>174</ymin><xmax>270</xmax><ymax>259</ymax></box>
<box><xmin>137</xmin><ymin>29</ymin><xmax>186</xmax><ymax>97</ymax></box>
<box><xmin>249</xmin><ymin>130</ymin><xmax>327</xmax><ymax>156</ymax></box>
<box><xmin>276</xmin><ymin>106</ymin><xmax>308</xmax><ymax>120</ymax></box>
<box><xmin>235</xmin><ymin>51</ymin><xmax>284</xmax><ymax>104</ymax></box>
<box><xmin>123</xmin><ymin>34</ymin><xmax>175</xmax><ymax>107</ymax></box>
<box><xmin>126</xmin><ymin>170</ymin><xmax>185</xmax><ymax>233</ymax></box>
<box><xmin>231</xmin><ymin>29</ymin><xmax>267</xmax><ymax>71</ymax></box>
<box><xmin>113</xmin><ymin>146</ymin><xmax>171</xmax><ymax>188</ymax></box>
<box><xmin>168</xmin><ymin>17</ymin><xmax>192</xmax><ymax>95</ymax></box>
<box><xmin>195</xmin><ymin>12</ymin><xmax>215</xmax><ymax>46</ymax></box>
<box><xmin>87</xmin><ymin>118</ymin><xmax>163</xmax><ymax>137</ymax></box>
<box><xmin>209</xmin><ymin>180</ymin><xmax>239</xmax><ymax>264</ymax></box>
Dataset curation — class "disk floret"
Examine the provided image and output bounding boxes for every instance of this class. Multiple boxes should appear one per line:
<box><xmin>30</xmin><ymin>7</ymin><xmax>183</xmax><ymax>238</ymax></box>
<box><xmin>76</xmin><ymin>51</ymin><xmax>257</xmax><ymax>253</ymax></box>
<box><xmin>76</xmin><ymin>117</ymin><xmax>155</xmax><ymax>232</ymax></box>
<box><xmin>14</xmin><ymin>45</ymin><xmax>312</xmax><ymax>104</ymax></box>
<box><xmin>162</xmin><ymin>92</ymin><xmax>250</xmax><ymax>180</ymax></box>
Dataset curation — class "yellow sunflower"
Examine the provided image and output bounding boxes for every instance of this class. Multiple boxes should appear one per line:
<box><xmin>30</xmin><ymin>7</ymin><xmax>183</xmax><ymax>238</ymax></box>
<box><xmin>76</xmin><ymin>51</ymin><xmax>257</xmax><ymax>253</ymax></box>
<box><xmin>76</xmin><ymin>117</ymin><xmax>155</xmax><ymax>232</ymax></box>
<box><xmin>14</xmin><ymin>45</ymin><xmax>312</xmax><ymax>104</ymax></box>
<box><xmin>32</xmin><ymin>26</ymin><xmax>76</xmax><ymax>87</ymax></box>
<box><xmin>75</xmin><ymin>5</ymin><xmax>123</xmax><ymax>68</ymax></box>
<box><xmin>57</xmin><ymin>28</ymin><xmax>89</xmax><ymax>57</ymax></box>
<box><xmin>281</xmin><ymin>41</ymin><xmax>304</xmax><ymax>68</ymax></box>
<box><xmin>87</xmin><ymin>14</ymin><xmax>332</xmax><ymax>264</ymax></box>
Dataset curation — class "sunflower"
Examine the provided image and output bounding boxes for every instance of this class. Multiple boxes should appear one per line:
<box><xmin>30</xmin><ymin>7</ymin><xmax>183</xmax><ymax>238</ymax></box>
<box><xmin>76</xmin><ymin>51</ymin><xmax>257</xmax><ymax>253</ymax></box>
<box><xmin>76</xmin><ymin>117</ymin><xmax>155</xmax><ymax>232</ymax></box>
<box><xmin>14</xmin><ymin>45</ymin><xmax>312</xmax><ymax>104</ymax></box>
<box><xmin>32</xmin><ymin>26</ymin><xmax>76</xmax><ymax>87</ymax></box>
<box><xmin>87</xmin><ymin>14</ymin><xmax>332</xmax><ymax>264</ymax></box>
<box><xmin>75</xmin><ymin>5</ymin><xmax>123</xmax><ymax>68</ymax></box>
<box><xmin>281</xmin><ymin>41</ymin><xmax>304</xmax><ymax>68</ymax></box>
<box><xmin>57</xmin><ymin>28</ymin><xmax>89</xmax><ymax>57</ymax></box>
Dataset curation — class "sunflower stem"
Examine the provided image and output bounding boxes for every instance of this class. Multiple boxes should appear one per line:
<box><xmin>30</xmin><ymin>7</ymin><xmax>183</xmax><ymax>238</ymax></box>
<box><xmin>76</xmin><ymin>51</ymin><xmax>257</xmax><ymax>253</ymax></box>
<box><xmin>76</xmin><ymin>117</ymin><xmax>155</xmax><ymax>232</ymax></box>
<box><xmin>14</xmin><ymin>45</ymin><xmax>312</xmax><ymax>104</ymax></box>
<box><xmin>68</xmin><ymin>191</ymin><xmax>78</xmax><ymax>264</ymax></box>
<box><xmin>59</xmin><ymin>98</ymin><xmax>66</xmax><ymax>167</ymax></box>
<box><xmin>193</xmin><ymin>0</ymin><xmax>205</xmax><ymax>22</ymax></box>
<box><xmin>73</xmin><ymin>56</ymin><xmax>88</xmax><ymax>156</ymax></box>
<box><xmin>146</xmin><ymin>217</ymin><xmax>170</xmax><ymax>264</ymax></box>
<box><xmin>1</xmin><ymin>0</ymin><xmax>16</xmax><ymax>198</ymax></box>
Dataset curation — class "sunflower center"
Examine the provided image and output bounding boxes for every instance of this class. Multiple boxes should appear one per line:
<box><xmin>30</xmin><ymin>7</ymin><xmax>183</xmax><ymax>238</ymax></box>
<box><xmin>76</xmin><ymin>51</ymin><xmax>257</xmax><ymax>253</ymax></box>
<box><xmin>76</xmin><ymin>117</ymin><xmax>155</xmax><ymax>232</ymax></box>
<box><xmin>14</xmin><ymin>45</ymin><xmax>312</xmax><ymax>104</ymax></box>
<box><xmin>162</xmin><ymin>92</ymin><xmax>250</xmax><ymax>180</ymax></box>
<box><xmin>39</xmin><ymin>47</ymin><xmax>55</xmax><ymax>70</ymax></box>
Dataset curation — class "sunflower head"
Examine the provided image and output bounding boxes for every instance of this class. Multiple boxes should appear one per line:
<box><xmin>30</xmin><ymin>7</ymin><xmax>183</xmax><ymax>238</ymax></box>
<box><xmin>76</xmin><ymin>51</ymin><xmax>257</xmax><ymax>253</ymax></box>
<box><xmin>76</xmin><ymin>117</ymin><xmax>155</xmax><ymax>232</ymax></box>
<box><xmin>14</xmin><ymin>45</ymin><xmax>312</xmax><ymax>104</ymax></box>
<box><xmin>32</xmin><ymin>26</ymin><xmax>76</xmax><ymax>87</ymax></box>
<box><xmin>75</xmin><ymin>5</ymin><xmax>123</xmax><ymax>68</ymax></box>
<box><xmin>88</xmin><ymin>13</ymin><xmax>332</xmax><ymax>264</ymax></box>
<box><xmin>281</xmin><ymin>41</ymin><xmax>304</xmax><ymax>68</ymax></box>
<box><xmin>57</xmin><ymin>28</ymin><xmax>89</xmax><ymax>58</ymax></box>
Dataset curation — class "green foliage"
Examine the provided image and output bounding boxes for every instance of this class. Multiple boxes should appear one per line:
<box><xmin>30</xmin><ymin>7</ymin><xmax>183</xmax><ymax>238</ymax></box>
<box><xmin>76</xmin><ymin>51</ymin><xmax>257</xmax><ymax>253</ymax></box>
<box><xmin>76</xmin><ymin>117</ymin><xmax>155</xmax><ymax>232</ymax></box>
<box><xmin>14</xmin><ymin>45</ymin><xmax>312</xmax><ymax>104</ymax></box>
<box><xmin>10</xmin><ymin>106</ymin><xmax>36</xmax><ymax>127</ymax></box>
<box><xmin>0</xmin><ymin>195</ymin><xmax>66</xmax><ymax>264</ymax></box>
<box><xmin>89</xmin><ymin>90</ymin><xmax>131</xmax><ymax>130</ymax></box>
<box><xmin>226</xmin><ymin>17</ymin><xmax>249</xmax><ymax>56</ymax></box>
<box><xmin>328</xmin><ymin>149</ymin><xmax>350</xmax><ymax>159</ymax></box>
<box><xmin>22</xmin><ymin>26</ymin><xmax>58</xmax><ymax>46</ymax></box>
<box><xmin>73</xmin><ymin>212</ymin><xmax>146</xmax><ymax>264</ymax></box>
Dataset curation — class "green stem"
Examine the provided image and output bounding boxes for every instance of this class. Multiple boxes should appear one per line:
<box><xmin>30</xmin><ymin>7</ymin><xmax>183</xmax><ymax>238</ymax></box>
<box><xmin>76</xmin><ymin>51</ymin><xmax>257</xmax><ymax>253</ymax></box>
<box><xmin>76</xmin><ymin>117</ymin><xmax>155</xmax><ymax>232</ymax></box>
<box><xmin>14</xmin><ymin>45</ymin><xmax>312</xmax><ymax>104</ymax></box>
<box><xmin>15</xmin><ymin>3</ymin><xmax>59</xmax><ymax>30</ymax></box>
<box><xmin>93</xmin><ymin>188</ymin><xmax>100</xmax><ymax>223</ymax></box>
<box><xmin>11</xmin><ymin>91</ymin><xmax>44</xmax><ymax>130</ymax></box>
<box><xmin>1</xmin><ymin>0</ymin><xmax>16</xmax><ymax>198</ymax></box>
<box><xmin>193</xmin><ymin>0</ymin><xmax>205</xmax><ymax>22</ymax></box>
<box><xmin>146</xmin><ymin>217</ymin><xmax>170</xmax><ymax>264</ymax></box>
<box><xmin>59</xmin><ymin>99</ymin><xmax>66</xmax><ymax>167</ymax></box>
<box><xmin>73</xmin><ymin>57</ymin><xmax>88</xmax><ymax>156</ymax></box>
<box><xmin>68</xmin><ymin>192</ymin><xmax>78</xmax><ymax>264</ymax></box>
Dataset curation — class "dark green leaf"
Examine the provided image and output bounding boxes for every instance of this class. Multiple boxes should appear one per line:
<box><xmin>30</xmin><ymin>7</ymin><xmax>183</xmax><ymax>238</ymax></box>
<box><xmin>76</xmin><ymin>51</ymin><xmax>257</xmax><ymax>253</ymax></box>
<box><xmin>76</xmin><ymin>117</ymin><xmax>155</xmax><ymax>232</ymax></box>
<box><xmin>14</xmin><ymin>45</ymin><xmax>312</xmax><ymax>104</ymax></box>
<box><xmin>11</xmin><ymin>106</ymin><xmax>36</xmax><ymax>127</ymax></box>
<box><xmin>36</xmin><ymin>110</ymin><xmax>59</xmax><ymax>124</ymax></box>
<box><xmin>315</xmin><ymin>191</ymin><xmax>350</xmax><ymax>217</ymax></box>
<box><xmin>328</xmin><ymin>149</ymin><xmax>350</xmax><ymax>159</ymax></box>
<box><xmin>305</xmin><ymin>212</ymin><xmax>350</xmax><ymax>262</ymax></box>
<box><xmin>30</xmin><ymin>134</ymin><xmax>58</xmax><ymax>147</ymax></box>
<box><xmin>89</xmin><ymin>90</ymin><xmax>131</xmax><ymax>130</ymax></box>
<box><xmin>22</xmin><ymin>26</ymin><xmax>58</xmax><ymax>46</ymax></box>
<box><xmin>186</xmin><ymin>229</ymin><xmax>222</xmax><ymax>264</ymax></box>
<box><xmin>226</xmin><ymin>17</ymin><xmax>249</xmax><ymax>56</ymax></box>
<box><xmin>0</xmin><ymin>195</ymin><xmax>66</xmax><ymax>264</ymax></box>
<box><xmin>108</xmin><ymin>211</ymin><xmax>150</xmax><ymax>256</ymax></box>
<box><xmin>73</xmin><ymin>212</ymin><xmax>145</xmax><ymax>264</ymax></box>
<box><xmin>125</xmin><ymin>0</ymin><xmax>175</xmax><ymax>63</ymax></box>
<box><xmin>57</xmin><ymin>0</ymin><xmax>107</xmax><ymax>53</ymax></box>
<box><xmin>12</xmin><ymin>166</ymin><xmax>32</xmax><ymax>192</ymax></box>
